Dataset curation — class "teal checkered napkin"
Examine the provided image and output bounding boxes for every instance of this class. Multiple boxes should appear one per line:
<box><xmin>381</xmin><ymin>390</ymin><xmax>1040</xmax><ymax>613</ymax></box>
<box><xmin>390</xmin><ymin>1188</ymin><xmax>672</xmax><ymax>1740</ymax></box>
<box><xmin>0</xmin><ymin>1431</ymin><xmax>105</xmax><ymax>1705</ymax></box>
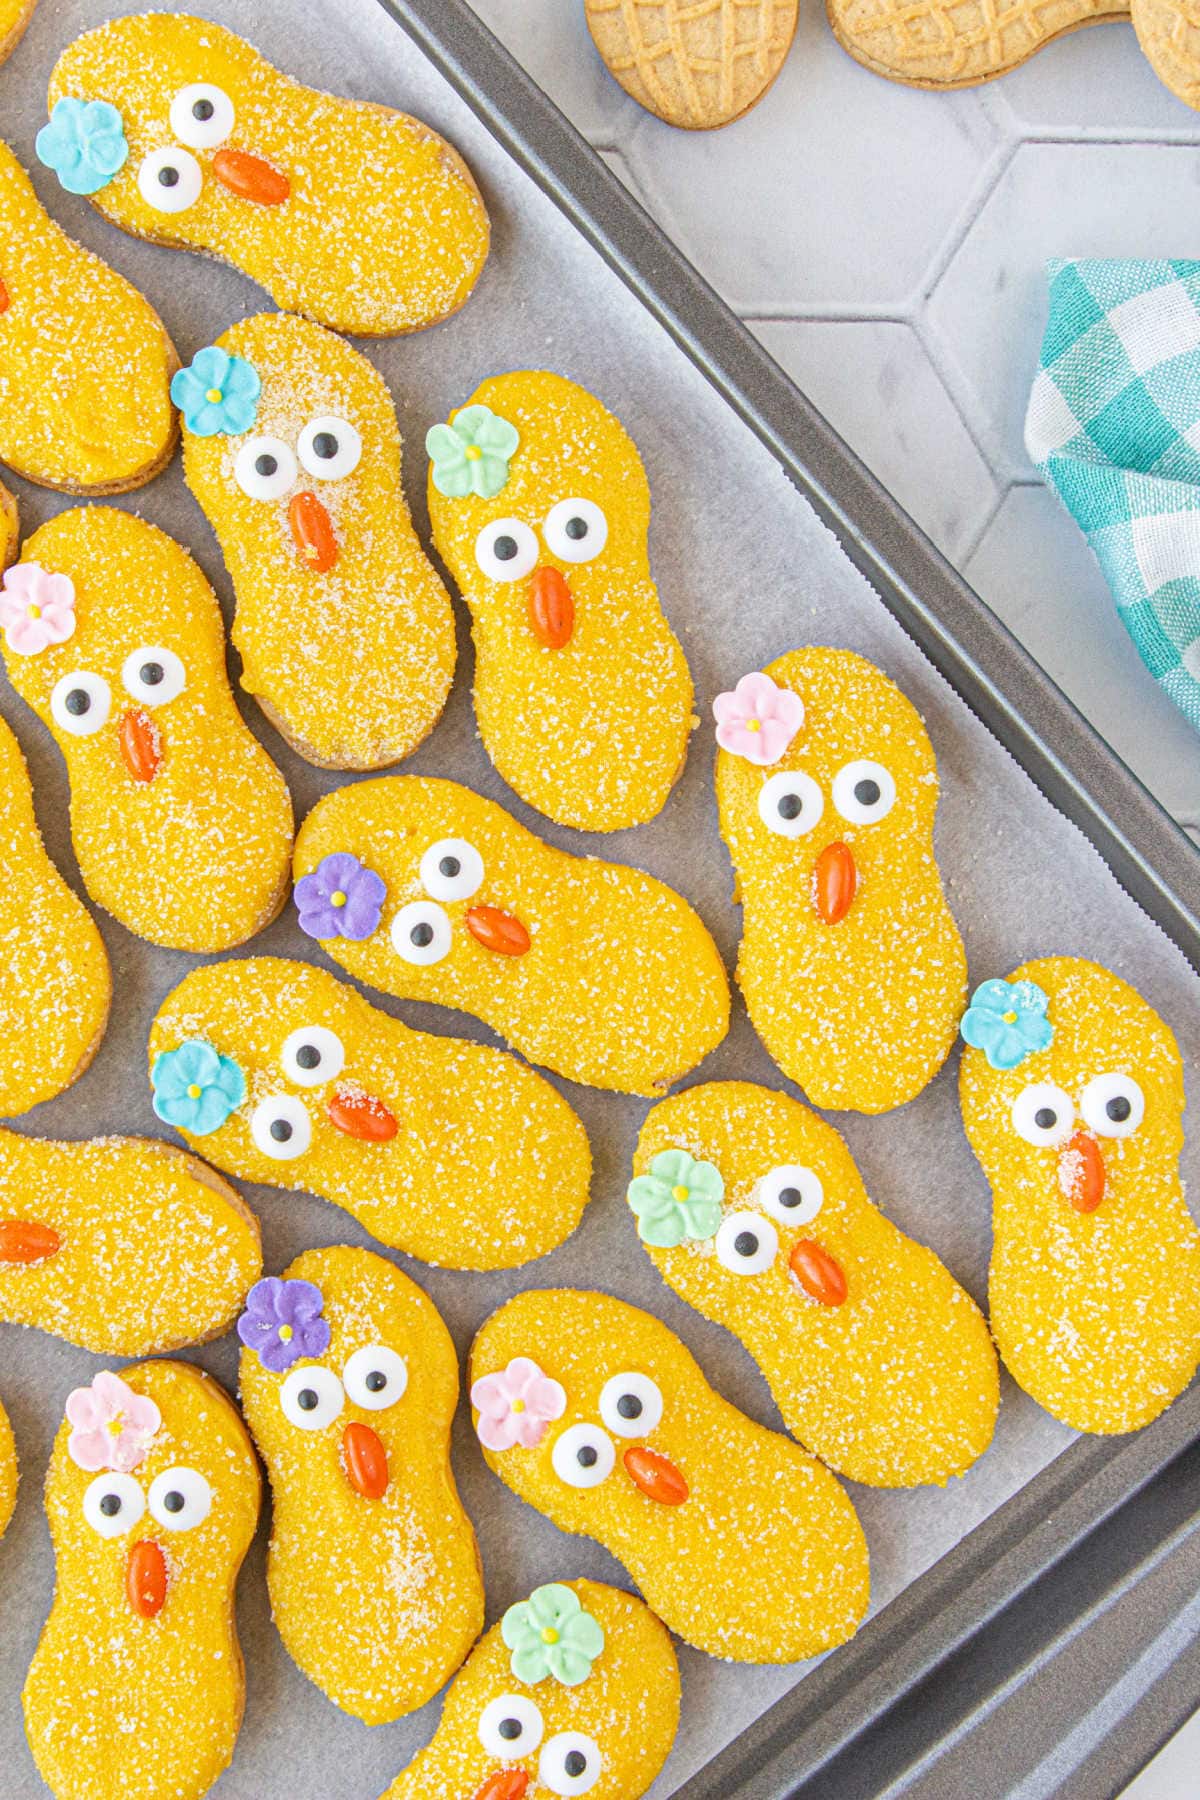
<box><xmin>1025</xmin><ymin>258</ymin><xmax>1200</xmax><ymax>732</ymax></box>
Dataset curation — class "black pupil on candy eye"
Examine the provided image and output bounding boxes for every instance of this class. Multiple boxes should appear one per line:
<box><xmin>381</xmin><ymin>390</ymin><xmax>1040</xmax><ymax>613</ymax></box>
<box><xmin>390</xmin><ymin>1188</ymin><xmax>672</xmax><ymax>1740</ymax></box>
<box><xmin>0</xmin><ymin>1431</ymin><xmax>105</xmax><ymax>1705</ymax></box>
<box><xmin>158</xmin><ymin>165</ymin><xmax>180</xmax><ymax>188</ymax></box>
<box><xmin>438</xmin><ymin>856</ymin><xmax>460</xmax><ymax>878</ymax></box>
<box><xmin>297</xmin><ymin>1388</ymin><xmax>318</xmax><ymax>1411</ymax></box>
<box><xmin>365</xmin><ymin>1371</ymin><xmax>387</xmax><ymax>1393</ymax></box>
<box><xmin>192</xmin><ymin>98</ymin><xmax>214</xmax><ymax>120</ymax></box>
<box><xmin>65</xmin><ymin>689</ymin><xmax>90</xmax><ymax>716</ymax></box>
<box><xmin>576</xmin><ymin>1444</ymin><xmax>598</xmax><ymax>1468</ymax></box>
<box><xmin>256</xmin><ymin>454</ymin><xmax>278</xmax><ymax>477</ymax></box>
<box><xmin>616</xmin><ymin>1393</ymin><xmax>642</xmax><ymax>1420</ymax></box>
<box><xmin>312</xmin><ymin>433</ymin><xmax>339</xmax><ymax>460</ymax></box>
<box><xmin>1107</xmin><ymin>1096</ymin><xmax>1132</xmax><ymax>1122</ymax></box>
<box><xmin>778</xmin><ymin>1187</ymin><xmax>802</xmax><ymax>1209</ymax></box>
<box><xmin>493</xmin><ymin>535</ymin><xmax>518</xmax><ymax>562</ymax></box>
<box><xmin>734</xmin><ymin>1231</ymin><xmax>758</xmax><ymax>1257</ymax></box>
<box><xmin>411</xmin><ymin>923</ymin><xmax>434</xmax><ymax>948</ymax></box>
<box><xmin>854</xmin><ymin>779</ymin><xmax>881</xmax><ymax>807</ymax></box>
<box><xmin>1034</xmin><ymin>1108</ymin><xmax>1057</xmax><ymax>1131</ymax></box>
<box><xmin>777</xmin><ymin>792</ymin><xmax>803</xmax><ymax>821</ymax></box>
<box><xmin>99</xmin><ymin>1493</ymin><xmax>121</xmax><ymax>1517</ymax></box>
<box><xmin>565</xmin><ymin>516</ymin><xmax>587</xmax><ymax>540</ymax></box>
<box><xmin>565</xmin><ymin>1753</ymin><xmax>587</xmax><ymax>1777</ymax></box>
<box><xmin>295</xmin><ymin>1044</ymin><xmax>320</xmax><ymax>1070</ymax></box>
<box><xmin>498</xmin><ymin>1719</ymin><xmax>522</xmax><ymax>1742</ymax></box>
<box><xmin>163</xmin><ymin>1490</ymin><xmax>185</xmax><ymax>1514</ymax></box>
<box><xmin>140</xmin><ymin>662</ymin><xmax>164</xmax><ymax>687</ymax></box>
<box><xmin>270</xmin><ymin>1119</ymin><xmax>293</xmax><ymax>1143</ymax></box>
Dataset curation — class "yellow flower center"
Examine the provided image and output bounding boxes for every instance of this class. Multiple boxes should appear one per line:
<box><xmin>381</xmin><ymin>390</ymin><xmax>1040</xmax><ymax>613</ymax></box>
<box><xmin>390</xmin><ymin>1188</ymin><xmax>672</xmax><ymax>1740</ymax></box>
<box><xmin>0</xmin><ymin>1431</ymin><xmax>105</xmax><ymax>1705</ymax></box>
<box><xmin>745</xmin><ymin>718</ymin><xmax>761</xmax><ymax>732</ymax></box>
<box><xmin>106</xmin><ymin>1416</ymin><xmax>124</xmax><ymax>1439</ymax></box>
<box><xmin>541</xmin><ymin>1627</ymin><xmax>560</xmax><ymax>1645</ymax></box>
<box><xmin>27</xmin><ymin>603</ymin><xmax>41</xmax><ymax>620</ymax></box>
<box><xmin>672</xmin><ymin>1184</ymin><xmax>690</xmax><ymax>1204</ymax></box>
<box><xmin>187</xmin><ymin>1083</ymin><xmax>202</xmax><ymax>1099</ymax></box>
<box><xmin>279</xmin><ymin>1324</ymin><xmax>293</xmax><ymax>1343</ymax></box>
<box><xmin>464</xmin><ymin>444</ymin><xmax>483</xmax><ymax>461</ymax></box>
<box><xmin>331</xmin><ymin>890</ymin><xmax>347</xmax><ymax>909</ymax></box>
<box><xmin>510</xmin><ymin>1397</ymin><xmax>526</xmax><ymax>1414</ymax></box>
<box><xmin>1002</xmin><ymin>1011</ymin><xmax>1017</xmax><ymax>1025</ymax></box>
<box><xmin>205</xmin><ymin>387</ymin><xmax>223</xmax><ymax>404</ymax></box>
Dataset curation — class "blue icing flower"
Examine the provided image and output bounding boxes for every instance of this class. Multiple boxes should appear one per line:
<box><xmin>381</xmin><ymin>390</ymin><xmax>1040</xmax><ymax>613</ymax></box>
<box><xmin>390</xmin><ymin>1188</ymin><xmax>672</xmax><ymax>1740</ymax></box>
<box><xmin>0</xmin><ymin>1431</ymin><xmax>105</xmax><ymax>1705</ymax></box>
<box><xmin>171</xmin><ymin>348</ymin><xmax>261</xmax><ymax>438</ymax></box>
<box><xmin>960</xmin><ymin>979</ymin><xmax>1053</xmax><ymax>1071</ymax></box>
<box><xmin>36</xmin><ymin>98</ymin><xmax>128</xmax><ymax>197</ymax></box>
<box><xmin>152</xmin><ymin>1039</ymin><xmax>246</xmax><ymax>1135</ymax></box>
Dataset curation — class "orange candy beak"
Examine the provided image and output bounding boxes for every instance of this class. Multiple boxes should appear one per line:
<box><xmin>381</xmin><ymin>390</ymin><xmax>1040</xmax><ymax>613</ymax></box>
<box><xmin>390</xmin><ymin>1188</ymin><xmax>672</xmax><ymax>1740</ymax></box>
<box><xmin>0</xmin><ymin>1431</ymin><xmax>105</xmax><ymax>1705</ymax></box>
<box><xmin>343</xmin><ymin>1420</ymin><xmax>389</xmax><ymax>1500</ymax></box>
<box><xmin>211</xmin><ymin>147</ymin><xmax>290</xmax><ymax>206</ymax></box>
<box><xmin>623</xmin><ymin>1444</ymin><xmax>689</xmax><ymax>1505</ymax></box>
<box><xmin>126</xmin><ymin>1539</ymin><xmax>168</xmax><ymax>1619</ymax></box>
<box><xmin>1059</xmin><ymin>1131</ymin><xmax>1106</xmax><ymax>1213</ymax></box>
<box><xmin>0</xmin><ymin>276</ymin><xmax>9</xmax><ymax>314</ymax></box>
<box><xmin>118</xmin><ymin>708</ymin><xmax>163</xmax><ymax>783</ymax></box>
<box><xmin>813</xmin><ymin>841</ymin><xmax>857</xmax><ymax>925</ymax></box>
<box><xmin>327</xmin><ymin>1088</ymin><xmax>398</xmax><ymax>1142</ymax></box>
<box><xmin>289</xmin><ymin>491</ymin><xmax>339</xmax><ymax>573</ymax></box>
<box><xmin>473</xmin><ymin>1773</ymin><xmax>529</xmax><ymax>1800</ymax></box>
<box><xmin>528</xmin><ymin>566</ymin><xmax>574</xmax><ymax>649</ymax></box>
<box><xmin>789</xmin><ymin>1238</ymin><xmax>848</xmax><ymax>1307</ymax></box>
<box><xmin>0</xmin><ymin>1220</ymin><xmax>61</xmax><ymax>1264</ymax></box>
<box><xmin>467</xmin><ymin>905</ymin><xmax>531</xmax><ymax>957</ymax></box>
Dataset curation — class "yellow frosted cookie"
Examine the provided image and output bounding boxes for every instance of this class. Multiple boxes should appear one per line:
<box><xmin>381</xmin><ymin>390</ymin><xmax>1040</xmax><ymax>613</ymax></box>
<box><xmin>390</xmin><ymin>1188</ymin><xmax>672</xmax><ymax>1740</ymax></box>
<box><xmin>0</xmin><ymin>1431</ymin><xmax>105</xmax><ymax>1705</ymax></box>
<box><xmin>176</xmin><ymin>312</ymin><xmax>455</xmax><ymax>768</ymax></box>
<box><xmin>1</xmin><ymin>507</ymin><xmax>294</xmax><ymax>951</ymax></box>
<box><xmin>0</xmin><ymin>141</ymin><xmax>176</xmax><ymax>493</ymax></box>
<box><xmin>238</xmin><ymin>1246</ymin><xmax>483</xmax><ymax>1724</ymax></box>
<box><xmin>0</xmin><ymin>1396</ymin><xmax>15</xmax><ymax>1541</ymax></box>
<box><xmin>959</xmin><ymin>957</ymin><xmax>1200</xmax><ymax>1434</ymax></box>
<box><xmin>295</xmin><ymin>776</ymin><xmax>730</xmax><ymax>1095</ymax></box>
<box><xmin>149</xmin><ymin>955</ymin><xmax>591</xmax><ymax>1270</ymax></box>
<box><xmin>1</xmin><ymin>0</ymin><xmax>35</xmax><ymax>67</ymax></box>
<box><xmin>42</xmin><ymin>13</ymin><xmax>489</xmax><ymax>337</ymax></box>
<box><xmin>380</xmin><ymin>1578</ymin><xmax>679</xmax><ymax>1800</ymax></box>
<box><xmin>24</xmin><ymin>1360</ymin><xmax>260</xmax><ymax>1800</ymax></box>
<box><xmin>426</xmin><ymin>371</ymin><xmax>694</xmax><ymax>830</ymax></box>
<box><xmin>470</xmin><ymin>1289</ymin><xmax>869</xmax><ymax>1662</ymax></box>
<box><xmin>1</xmin><ymin>473</ymin><xmax>17</xmax><ymax>564</ymax></box>
<box><xmin>0</xmin><ymin>1125</ymin><xmax>260</xmax><ymax>1353</ymax></box>
<box><xmin>0</xmin><ymin>714</ymin><xmax>110</xmax><ymax>1116</ymax></box>
<box><xmin>714</xmin><ymin>649</ymin><xmax>967</xmax><ymax>1112</ymax></box>
<box><xmin>628</xmin><ymin>1080</ymin><xmax>998</xmax><ymax>1486</ymax></box>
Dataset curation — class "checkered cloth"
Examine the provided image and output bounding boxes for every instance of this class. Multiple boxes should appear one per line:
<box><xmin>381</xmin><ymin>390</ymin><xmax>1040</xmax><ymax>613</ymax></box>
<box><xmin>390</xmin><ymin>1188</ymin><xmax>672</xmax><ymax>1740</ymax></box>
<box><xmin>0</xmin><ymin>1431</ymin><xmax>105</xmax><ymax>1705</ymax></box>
<box><xmin>1025</xmin><ymin>258</ymin><xmax>1200</xmax><ymax>732</ymax></box>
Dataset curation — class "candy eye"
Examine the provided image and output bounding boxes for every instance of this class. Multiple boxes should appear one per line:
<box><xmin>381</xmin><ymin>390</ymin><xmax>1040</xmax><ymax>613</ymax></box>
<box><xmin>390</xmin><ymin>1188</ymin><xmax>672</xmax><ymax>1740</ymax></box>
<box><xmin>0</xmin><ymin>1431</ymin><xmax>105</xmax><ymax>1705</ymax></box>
<box><xmin>715</xmin><ymin>1210</ymin><xmax>779</xmax><ymax>1275</ymax></box>
<box><xmin>1011</xmin><ymin>1082</ymin><xmax>1075</xmax><ymax>1148</ymax></box>
<box><xmin>756</xmin><ymin>1164</ymin><xmax>824</xmax><ymax>1226</ymax></box>
<box><xmin>297</xmin><ymin>415</ymin><xmax>362</xmax><ymax>481</ymax></box>
<box><xmin>832</xmin><ymin>759</ymin><xmax>896</xmax><ymax>825</ymax></box>
<box><xmin>83</xmin><ymin>1472</ymin><xmax>145</xmax><ymax>1539</ymax></box>
<box><xmin>540</xmin><ymin>1732</ymin><xmax>602</xmax><ymax>1797</ymax></box>
<box><xmin>121</xmin><ymin>646</ymin><xmax>186</xmax><ymax>708</ymax></box>
<box><xmin>137</xmin><ymin>145</ymin><xmax>203</xmax><ymax>214</ymax></box>
<box><xmin>280</xmin><ymin>1025</ymin><xmax>345</xmax><ymax>1088</ymax></box>
<box><xmin>280</xmin><ymin>1364</ymin><xmax>344</xmax><ymax>1431</ymax></box>
<box><xmin>169</xmin><ymin>83</ymin><xmax>235</xmax><ymax>149</ymax></box>
<box><xmin>542</xmin><ymin>498</ymin><xmax>608</xmax><ymax>565</ymax></box>
<box><xmin>479</xmin><ymin>1695</ymin><xmax>544</xmax><ymax>1760</ymax></box>
<box><xmin>234</xmin><ymin>436</ymin><xmax>298</xmax><ymax>502</ymax></box>
<box><xmin>475</xmin><ymin>518</ymin><xmax>538</xmax><ymax>582</ymax></box>
<box><xmin>51</xmin><ymin>671</ymin><xmax>111</xmax><ymax>737</ymax></box>
<box><xmin>148</xmin><ymin>1466</ymin><xmax>212</xmax><ymax>1532</ymax></box>
<box><xmin>757</xmin><ymin>770</ymin><xmax>824</xmax><ymax>838</ymax></box>
<box><xmin>390</xmin><ymin>900</ymin><xmax>452</xmax><ymax>966</ymax></box>
<box><xmin>343</xmin><ymin>1345</ymin><xmax>408</xmax><ymax>1411</ymax></box>
<box><xmin>598</xmin><ymin>1372</ymin><xmax>663</xmax><ymax>1439</ymax></box>
<box><xmin>1080</xmin><ymin>1073</ymin><xmax>1145</xmax><ymax>1139</ymax></box>
<box><xmin>419</xmin><ymin>837</ymin><xmax>484</xmax><ymax>903</ymax></box>
<box><xmin>551</xmin><ymin>1422</ymin><xmax>615</xmax><ymax>1490</ymax></box>
<box><xmin>250</xmin><ymin>1093</ymin><xmax>312</xmax><ymax>1161</ymax></box>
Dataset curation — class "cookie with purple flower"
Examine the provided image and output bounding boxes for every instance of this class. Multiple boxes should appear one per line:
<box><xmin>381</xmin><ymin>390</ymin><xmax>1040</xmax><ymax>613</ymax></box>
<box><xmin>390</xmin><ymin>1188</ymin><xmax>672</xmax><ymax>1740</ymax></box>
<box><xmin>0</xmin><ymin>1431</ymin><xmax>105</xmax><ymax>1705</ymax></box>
<box><xmin>294</xmin><ymin>852</ymin><xmax>386</xmax><ymax>942</ymax></box>
<box><xmin>237</xmin><ymin>1276</ymin><xmax>331</xmax><ymax>1373</ymax></box>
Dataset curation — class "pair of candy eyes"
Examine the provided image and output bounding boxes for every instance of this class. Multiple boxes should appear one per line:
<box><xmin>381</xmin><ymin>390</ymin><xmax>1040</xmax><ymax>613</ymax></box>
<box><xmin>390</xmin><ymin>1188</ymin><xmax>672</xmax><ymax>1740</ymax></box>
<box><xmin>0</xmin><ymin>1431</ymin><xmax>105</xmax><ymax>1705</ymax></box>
<box><xmin>391</xmin><ymin>836</ymin><xmax>487</xmax><ymax>968</ymax></box>
<box><xmin>478</xmin><ymin>1700</ymin><xmax>601</xmax><ymax>1796</ymax></box>
<box><xmin>233</xmin><ymin>418</ymin><xmax>363</xmax><ymax>501</ymax></box>
<box><xmin>83</xmin><ymin>1465</ymin><xmax>210</xmax><ymax>1539</ymax></box>
<box><xmin>135</xmin><ymin>84</ymin><xmax>236</xmax><ymax>215</ymax></box>
<box><xmin>1011</xmin><ymin>1073</ymin><xmax>1145</xmax><ymax>1147</ymax></box>
<box><xmin>242</xmin><ymin>1024</ymin><xmax>350</xmax><ymax>1163</ymax></box>
<box><xmin>758</xmin><ymin>760</ymin><xmax>895</xmax><ymax>838</ymax></box>
<box><xmin>550</xmin><ymin>1372</ymin><xmax>664</xmax><ymax>1491</ymax></box>
<box><xmin>278</xmin><ymin>1346</ymin><xmax>409</xmax><ymax>1430</ymax></box>
<box><xmin>50</xmin><ymin>647</ymin><xmax>187</xmax><ymax>738</ymax></box>
<box><xmin>475</xmin><ymin>500</ymin><xmax>608</xmax><ymax>581</ymax></box>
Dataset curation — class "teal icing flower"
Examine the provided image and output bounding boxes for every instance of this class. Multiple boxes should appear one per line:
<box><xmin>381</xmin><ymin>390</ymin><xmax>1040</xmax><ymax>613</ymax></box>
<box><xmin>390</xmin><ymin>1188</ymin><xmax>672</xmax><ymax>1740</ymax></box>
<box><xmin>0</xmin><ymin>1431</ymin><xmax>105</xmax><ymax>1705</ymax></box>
<box><xmin>36</xmin><ymin>98</ymin><xmax>128</xmax><ymax>196</ymax></box>
<box><xmin>501</xmin><ymin>1584</ymin><xmax>605</xmax><ymax>1688</ymax></box>
<box><xmin>627</xmin><ymin>1148</ymin><xmax>724</xmax><ymax>1248</ymax></box>
<box><xmin>960</xmin><ymin>978</ymin><xmax>1053</xmax><ymax>1071</ymax></box>
<box><xmin>152</xmin><ymin>1039</ymin><xmax>246</xmax><ymax>1135</ymax></box>
<box><xmin>426</xmin><ymin>403</ymin><xmax>519</xmax><ymax>499</ymax></box>
<box><xmin>171</xmin><ymin>348</ymin><xmax>261</xmax><ymax>437</ymax></box>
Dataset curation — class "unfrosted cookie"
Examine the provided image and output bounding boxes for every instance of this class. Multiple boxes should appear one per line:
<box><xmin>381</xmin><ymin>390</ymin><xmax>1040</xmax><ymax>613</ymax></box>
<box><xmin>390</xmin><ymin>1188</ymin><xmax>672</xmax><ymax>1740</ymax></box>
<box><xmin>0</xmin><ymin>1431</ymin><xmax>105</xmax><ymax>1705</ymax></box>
<box><xmin>1132</xmin><ymin>0</ymin><xmax>1200</xmax><ymax>110</ymax></box>
<box><xmin>149</xmin><ymin>956</ymin><xmax>591</xmax><ymax>1270</ymax></box>
<box><xmin>470</xmin><ymin>1289</ymin><xmax>869</xmax><ymax>1662</ymax></box>
<box><xmin>294</xmin><ymin>776</ymin><xmax>730</xmax><ymax>1095</ymax></box>
<box><xmin>714</xmin><ymin>649</ymin><xmax>967</xmax><ymax>1112</ymax></box>
<box><xmin>0</xmin><ymin>1396</ymin><xmax>15</xmax><ymax>1541</ymax></box>
<box><xmin>0</xmin><ymin>1126</ymin><xmax>260</xmax><ymax>1354</ymax></box>
<box><xmin>42</xmin><ymin>13</ymin><xmax>489</xmax><ymax>336</ymax></box>
<box><xmin>586</xmin><ymin>0</ymin><xmax>799</xmax><ymax>127</ymax></box>
<box><xmin>238</xmin><ymin>1246</ymin><xmax>483</xmax><ymax>1724</ymax></box>
<box><xmin>0</xmin><ymin>140</ymin><xmax>176</xmax><ymax>492</ymax></box>
<box><xmin>0</xmin><ymin>714</ymin><xmax>110</xmax><ymax>1117</ymax></box>
<box><xmin>177</xmin><ymin>313</ymin><xmax>455</xmax><ymax>768</ymax></box>
<box><xmin>629</xmin><ymin>1080</ymin><xmax>998</xmax><ymax>1486</ymax></box>
<box><xmin>426</xmin><ymin>371</ymin><xmax>693</xmax><ymax>829</ymax></box>
<box><xmin>959</xmin><ymin>957</ymin><xmax>1200</xmax><ymax>1434</ymax></box>
<box><xmin>24</xmin><ymin>1361</ymin><xmax>259</xmax><ymax>1800</ymax></box>
<box><xmin>380</xmin><ymin>1578</ymin><xmax>679</xmax><ymax>1800</ymax></box>
<box><xmin>827</xmin><ymin>0</ymin><xmax>1124</xmax><ymax>89</ymax></box>
<box><xmin>1</xmin><ymin>508</ymin><xmax>294</xmax><ymax>950</ymax></box>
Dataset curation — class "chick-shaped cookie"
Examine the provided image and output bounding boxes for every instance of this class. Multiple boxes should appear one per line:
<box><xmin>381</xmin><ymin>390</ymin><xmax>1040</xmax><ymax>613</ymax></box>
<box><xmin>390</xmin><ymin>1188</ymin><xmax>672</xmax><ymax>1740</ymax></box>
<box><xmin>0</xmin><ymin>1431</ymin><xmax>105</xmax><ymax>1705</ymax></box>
<box><xmin>149</xmin><ymin>956</ymin><xmax>590</xmax><ymax>1270</ymax></box>
<box><xmin>714</xmin><ymin>649</ymin><xmax>967</xmax><ymax>1113</ymax></box>
<box><xmin>0</xmin><ymin>141</ymin><xmax>176</xmax><ymax>493</ymax></box>
<box><xmin>239</xmin><ymin>1247</ymin><xmax>483</xmax><ymax>1723</ymax></box>
<box><xmin>0</xmin><ymin>1396</ymin><xmax>15</xmax><ymax>1541</ymax></box>
<box><xmin>24</xmin><ymin>1361</ymin><xmax>259</xmax><ymax>1800</ymax></box>
<box><xmin>470</xmin><ymin>1289</ymin><xmax>869</xmax><ymax>1661</ymax></box>
<box><xmin>176</xmin><ymin>313</ymin><xmax>455</xmax><ymax>768</ymax></box>
<box><xmin>0</xmin><ymin>1126</ymin><xmax>261</xmax><ymax>1353</ymax></box>
<box><xmin>629</xmin><ymin>1080</ymin><xmax>998</xmax><ymax>1486</ymax></box>
<box><xmin>380</xmin><ymin>1578</ymin><xmax>679</xmax><ymax>1800</ymax></box>
<box><xmin>1</xmin><ymin>508</ymin><xmax>293</xmax><ymax>950</ymax></box>
<box><xmin>42</xmin><ymin>14</ymin><xmax>489</xmax><ymax>337</ymax></box>
<box><xmin>426</xmin><ymin>371</ymin><xmax>694</xmax><ymax>830</ymax></box>
<box><xmin>295</xmin><ymin>776</ymin><xmax>730</xmax><ymax>1095</ymax></box>
<box><xmin>959</xmin><ymin>957</ymin><xmax>1200</xmax><ymax>1434</ymax></box>
<box><xmin>0</xmin><ymin>714</ymin><xmax>110</xmax><ymax>1116</ymax></box>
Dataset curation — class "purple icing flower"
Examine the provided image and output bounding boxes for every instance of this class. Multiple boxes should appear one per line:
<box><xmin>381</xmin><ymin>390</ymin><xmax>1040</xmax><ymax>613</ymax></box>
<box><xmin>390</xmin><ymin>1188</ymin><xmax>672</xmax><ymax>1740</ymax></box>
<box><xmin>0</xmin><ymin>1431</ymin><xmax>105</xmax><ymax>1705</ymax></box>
<box><xmin>294</xmin><ymin>852</ymin><xmax>386</xmax><ymax>941</ymax></box>
<box><xmin>237</xmin><ymin>1277</ymin><xmax>331</xmax><ymax>1373</ymax></box>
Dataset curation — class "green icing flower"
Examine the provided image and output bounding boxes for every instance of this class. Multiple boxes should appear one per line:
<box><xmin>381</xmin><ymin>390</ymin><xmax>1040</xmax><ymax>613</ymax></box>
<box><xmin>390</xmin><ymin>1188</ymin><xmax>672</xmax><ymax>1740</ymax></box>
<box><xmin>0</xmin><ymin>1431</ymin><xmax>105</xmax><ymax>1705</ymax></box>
<box><xmin>501</xmin><ymin>1584</ymin><xmax>605</xmax><ymax>1688</ymax></box>
<box><xmin>426</xmin><ymin>403</ymin><xmax>520</xmax><ymax>499</ymax></box>
<box><xmin>627</xmin><ymin>1148</ymin><xmax>724</xmax><ymax>1248</ymax></box>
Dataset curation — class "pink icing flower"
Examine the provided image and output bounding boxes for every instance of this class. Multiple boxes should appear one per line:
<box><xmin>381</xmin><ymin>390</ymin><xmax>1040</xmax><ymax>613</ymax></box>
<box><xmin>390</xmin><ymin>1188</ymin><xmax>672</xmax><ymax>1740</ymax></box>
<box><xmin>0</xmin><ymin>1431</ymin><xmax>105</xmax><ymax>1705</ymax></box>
<box><xmin>713</xmin><ymin>671</ymin><xmax>804</xmax><ymax>765</ymax></box>
<box><xmin>471</xmin><ymin>1356</ymin><xmax>566</xmax><ymax>1453</ymax></box>
<box><xmin>65</xmin><ymin>1371</ymin><xmax>161</xmax><ymax>1474</ymax></box>
<box><xmin>0</xmin><ymin>563</ymin><xmax>76</xmax><ymax>656</ymax></box>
